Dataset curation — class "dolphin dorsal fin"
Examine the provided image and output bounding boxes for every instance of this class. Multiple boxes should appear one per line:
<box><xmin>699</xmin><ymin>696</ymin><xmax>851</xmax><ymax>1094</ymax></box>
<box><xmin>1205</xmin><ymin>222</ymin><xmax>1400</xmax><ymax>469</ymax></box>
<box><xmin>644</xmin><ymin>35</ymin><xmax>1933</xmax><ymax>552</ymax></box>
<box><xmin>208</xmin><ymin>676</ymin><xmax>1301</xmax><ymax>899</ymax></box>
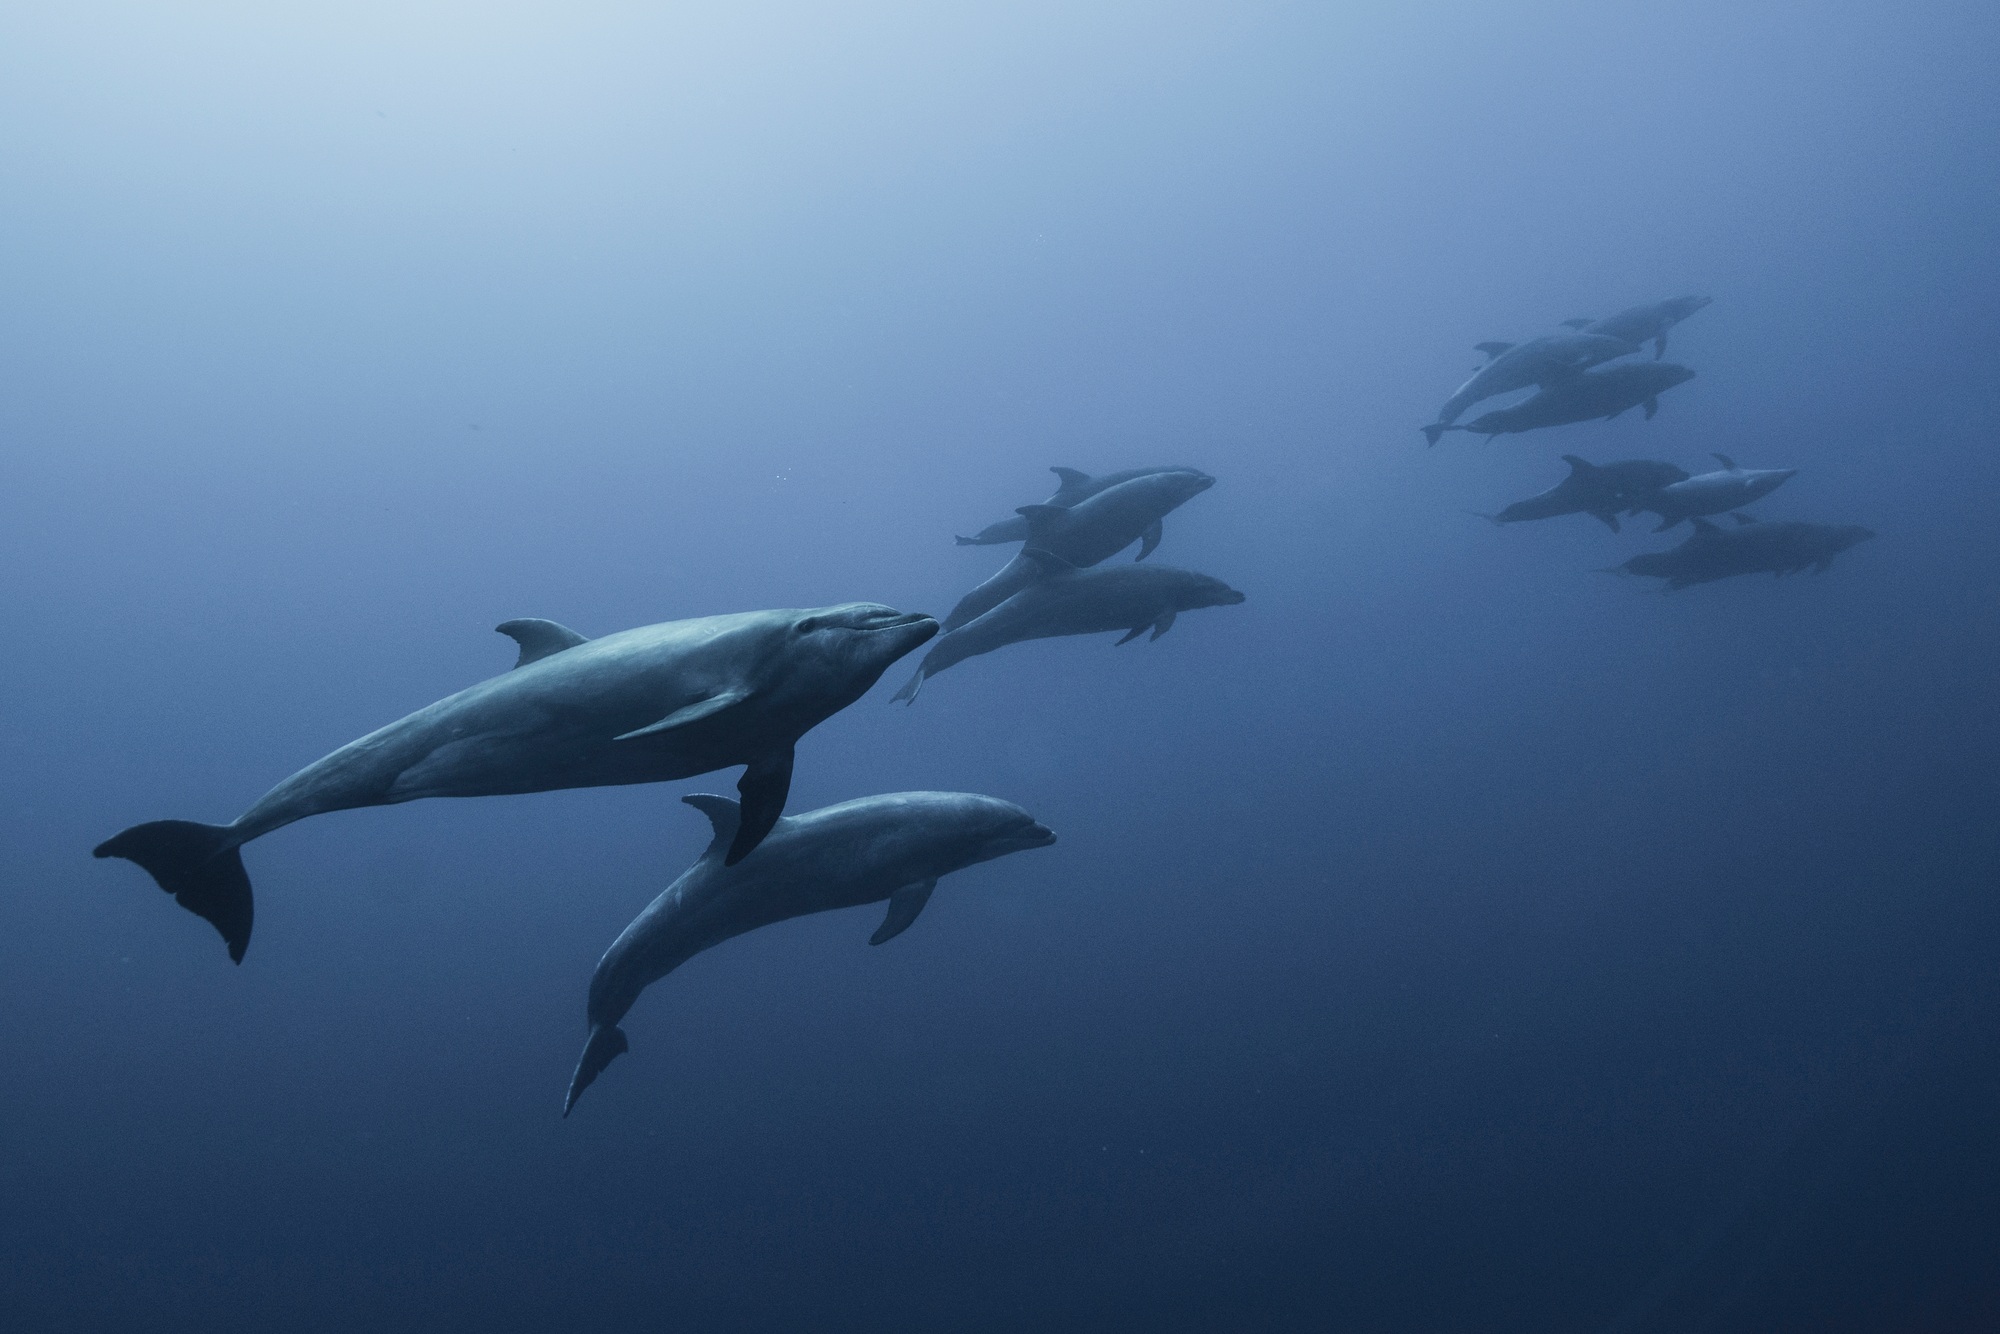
<box><xmin>495</xmin><ymin>618</ymin><xmax>590</xmax><ymax>669</ymax></box>
<box><xmin>681</xmin><ymin>794</ymin><xmax>742</xmax><ymax>857</ymax></box>
<box><xmin>1049</xmin><ymin>467</ymin><xmax>1090</xmax><ymax>486</ymax></box>
<box><xmin>1560</xmin><ymin>454</ymin><xmax>1595</xmax><ymax>475</ymax></box>
<box><xmin>1473</xmin><ymin>341</ymin><xmax>1514</xmax><ymax>360</ymax></box>
<box><xmin>1689</xmin><ymin>517</ymin><xmax>1722</xmax><ymax>536</ymax></box>
<box><xmin>1712</xmin><ymin>452</ymin><xmax>1738</xmax><ymax>470</ymax></box>
<box><xmin>1560</xmin><ymin>318</ymin><xmax>1593</xmax><ymax>329</ymax></box>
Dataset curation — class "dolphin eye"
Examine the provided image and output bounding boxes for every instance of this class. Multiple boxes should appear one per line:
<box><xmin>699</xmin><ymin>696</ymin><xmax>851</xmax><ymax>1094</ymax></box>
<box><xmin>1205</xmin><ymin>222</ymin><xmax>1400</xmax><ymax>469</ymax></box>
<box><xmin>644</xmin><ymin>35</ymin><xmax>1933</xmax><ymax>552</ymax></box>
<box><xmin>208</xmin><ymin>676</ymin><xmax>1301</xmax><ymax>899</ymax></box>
<box><xmin>793</xmin><ymin>617</ymin><xmax>821</xmax><ymax>635</ymax></box>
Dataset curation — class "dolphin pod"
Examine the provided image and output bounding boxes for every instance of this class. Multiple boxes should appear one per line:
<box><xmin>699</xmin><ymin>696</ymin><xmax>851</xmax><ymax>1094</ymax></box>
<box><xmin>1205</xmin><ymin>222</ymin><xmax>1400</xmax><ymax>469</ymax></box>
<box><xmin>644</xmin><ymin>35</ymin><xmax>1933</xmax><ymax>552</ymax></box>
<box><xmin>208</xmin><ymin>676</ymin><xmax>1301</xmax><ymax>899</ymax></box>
<box><xmin>564</xmin><ymin>791</ymin><xmax>1057</xmax><ymax>1114</ymax></box>
<box><xmin>94</xmin><ymin>605</ymin><xmax>936</xmax><ymax>961</ymax></box>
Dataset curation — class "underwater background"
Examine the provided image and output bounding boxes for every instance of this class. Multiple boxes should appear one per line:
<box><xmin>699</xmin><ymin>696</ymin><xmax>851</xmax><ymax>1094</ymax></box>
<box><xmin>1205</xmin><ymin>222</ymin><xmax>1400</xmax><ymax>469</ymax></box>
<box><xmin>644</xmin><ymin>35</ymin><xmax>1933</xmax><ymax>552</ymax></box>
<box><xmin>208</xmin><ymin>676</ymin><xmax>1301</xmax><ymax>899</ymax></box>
<box><xmin>4</xmin><ymin>2</ymin><xmax>1998</xmax><ymax>1330</ymax></box>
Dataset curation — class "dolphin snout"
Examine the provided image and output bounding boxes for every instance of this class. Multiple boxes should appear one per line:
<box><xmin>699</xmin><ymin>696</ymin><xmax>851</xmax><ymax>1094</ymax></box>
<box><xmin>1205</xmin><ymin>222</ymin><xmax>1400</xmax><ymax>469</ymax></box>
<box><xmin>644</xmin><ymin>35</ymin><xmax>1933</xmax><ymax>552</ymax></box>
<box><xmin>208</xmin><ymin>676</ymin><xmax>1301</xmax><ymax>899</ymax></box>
<box><xmin>1220</xmin><ymin>588</ymin><xmax>1247</xmax><ymax>605</ymax></box>
<box><xmin>1024</xmin><ymin>822</ymin><xmax>1056</xmax><ymax>847</ymax></box>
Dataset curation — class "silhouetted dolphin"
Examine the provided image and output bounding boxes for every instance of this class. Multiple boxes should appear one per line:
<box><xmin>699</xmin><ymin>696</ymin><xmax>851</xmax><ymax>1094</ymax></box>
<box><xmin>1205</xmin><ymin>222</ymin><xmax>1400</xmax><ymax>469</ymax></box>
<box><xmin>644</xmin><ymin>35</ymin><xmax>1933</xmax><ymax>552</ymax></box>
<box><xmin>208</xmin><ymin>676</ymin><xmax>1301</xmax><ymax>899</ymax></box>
<box><xmin>563</xmin><ymin>791</ymin><xmax>1056</xmax><ymax>1114</ymax></box>
<box><xmin>1434</xmin><ymin>363</ymin><xmax>1696</xmax><ymax>441</ymax></box>
<box><xmin>940</xmin><ymin>469</ymin><xmax>1215</xmax><ymax>632</ymax></box>
<box><xmin>893</xmin><ymin>564</ymin><xmax>1245</xmax><ymax>703</ymax></box>
<box><xmin>1423</xmin><ymin>331</ymin><xmax>1641</xmax><ymax>444</ymax></box>
<box><xmin>1560</xmin><ymin>296</ymin><xmax>1712</xmax><ymax>359</ymax></box>
<box><xmin>1470</xmin><ymin>455</ymin><xmax>1689</xmax><ymax>532</ymax></box>
<box><xmin>1605</xmin><ymin>516</ymin><xmax>1874</xmax><ymax>590</ymax></box>
<box><xmin>955</xmin><ymin>466</ymin><xmax>1205</xmax><ymax>546</ymax></box>
<box><xmin>94</xmin><ymin>605</ymin><xmax>938</xmax><ymax>962</ymax></box>
<box><xmin>1634</xmin><ymin>453</ymin><xmax>1798</xmax><ymax>530</ymax></box>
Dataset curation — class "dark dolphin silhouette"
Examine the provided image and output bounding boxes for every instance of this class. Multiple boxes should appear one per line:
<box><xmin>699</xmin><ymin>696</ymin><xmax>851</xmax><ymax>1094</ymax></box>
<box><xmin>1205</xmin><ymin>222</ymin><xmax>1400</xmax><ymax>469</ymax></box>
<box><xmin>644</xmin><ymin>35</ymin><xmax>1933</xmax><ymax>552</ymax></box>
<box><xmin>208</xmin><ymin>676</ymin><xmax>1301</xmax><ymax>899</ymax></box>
<box><xmin>1561</xmin><ymin>295</ymin><xmax>1712</xmax><ymax>359</ymax></box>
<box><xmin>1605</xmin><ymin>516</ymin><xmax>1875</xmax><ymax>590</ymax></box>
<box><xmin>1471</xmin><ymin>455</ymin><xmax>1690</xmax><ymax>532</ymax></box>
<box><xmin>955</xmin><ymin>466</ymin><xmax>1207</xmax><ymax>546</ymax></box>
<box><xmin>1634</xmin><ymin>453</ymin><xmax>1798</xmax><ymax>530</ymax></box>
<box><xmin>1434</xmin><ymin>363</ymin><xmax>1696</xmax><ymax>441</ymax></box>
<box><xmin>1423</xmin><ymin>331</ymin><xmax>1641</xmax><ymax>443</ymax></box>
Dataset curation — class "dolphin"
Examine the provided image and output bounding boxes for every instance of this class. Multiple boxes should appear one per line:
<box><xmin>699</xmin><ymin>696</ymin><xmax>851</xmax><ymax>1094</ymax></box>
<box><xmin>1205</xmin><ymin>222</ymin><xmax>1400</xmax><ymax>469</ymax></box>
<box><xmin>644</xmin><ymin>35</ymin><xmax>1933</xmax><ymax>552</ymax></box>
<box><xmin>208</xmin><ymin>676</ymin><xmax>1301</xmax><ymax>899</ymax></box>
<box><xmin>1560</xmin><ymin>296</ymin><xmax>1712</xmax><ymax>359</ymax></box>
<box><xmin>1633</xmin><ymin>452</ymin><xmax>1799</xmax><ymax>531</ymax></box>
<box><xmin>1470</xmin><ymin>455</ymin><xmax>1690</xmax><ymax>532</ymax></box>
<box><xmin>893</xmin><ymin>564</ymin><xmax>1245</xmax><ymax>703</ymax></box>
<box><xmin>940</xmin><ymin>469</ymin><xmax>1216</xmax><ymax>632</ymax></box>
<box><xmin>563</xmin><ymin>790</ymin><xmax>1057</xmax><ymax>1114</ymax></box>
<box><xmin>94</xmin><ymin>604</ymin><xmax>939</xmax><ymax>962</ymax></box>
<box><xmin>955</xmin><ymin>466</ymin><xmax>1206</xmax><ymax>546</ymax></box>
<box><xmin>1433</xmin><ymin>363</ymin><xmax>1696</xmax><ymax>441</ymax></box>
<box><xmin>1604</xmin><ymin>516</ymin><xmax>1875</xmax><ymax>590</ymax></box>
<box><xmin>1422</xmin><ymin>331</ymin><xmax>1642</xmax><ymax>444</ymax></box>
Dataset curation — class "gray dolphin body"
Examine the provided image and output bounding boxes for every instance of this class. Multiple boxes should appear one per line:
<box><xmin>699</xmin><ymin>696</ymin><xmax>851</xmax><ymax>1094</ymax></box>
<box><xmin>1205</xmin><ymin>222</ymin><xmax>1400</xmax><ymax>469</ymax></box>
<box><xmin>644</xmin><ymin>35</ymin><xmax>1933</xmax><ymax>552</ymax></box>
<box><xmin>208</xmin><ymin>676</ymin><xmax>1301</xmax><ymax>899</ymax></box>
<box><xmin>955</xmin><ymin>466</ymin><xmax>1204</xmax><ymax>546</ymax></box>
<box><xmin>1607</xmin><ymin>516</ymin><xmax>1874</xmax><ymax>590</ymax></box>
<box><xmin>564</xmin><ymin>790</ymin><xmax>1057</xmax><ymax>1113</ymax></box>
<box><xmin>893</xmin><ymin>564</ymin><xmax>1245</xmax><ymax>703</ymax></box>
<box><xmin>1635</xmin><ymin>452</ymin><xmax>1798</xmax><ymax>530</ymax></box>
<box><xmin>1562</xmin><ymin>296</ymin><xmax>1712</xmax><ymax>359</ymax></box>
<box><xmin>94</xmin><ymin>604</ymin><xmax>939</xmax><ymax>962</ymax></box>
<box><xmin>940</xmin><ymin>469</ymin><xmax>1216</xmax><ymax>632</ymax></box>
<box><xmin>1436</xmin><ymin>363</ymin><xmax>1696</xmax><ymax>441</ymax></box>
<box><xmin>1423</xmin><ymin>331</ymin><xmax>1641</xmax><ymax>444</ymax></box>
<box><xmin>1473</xmin><ymin>455</ymin><xmax>1690</xmax><ymax>532</ymax></box>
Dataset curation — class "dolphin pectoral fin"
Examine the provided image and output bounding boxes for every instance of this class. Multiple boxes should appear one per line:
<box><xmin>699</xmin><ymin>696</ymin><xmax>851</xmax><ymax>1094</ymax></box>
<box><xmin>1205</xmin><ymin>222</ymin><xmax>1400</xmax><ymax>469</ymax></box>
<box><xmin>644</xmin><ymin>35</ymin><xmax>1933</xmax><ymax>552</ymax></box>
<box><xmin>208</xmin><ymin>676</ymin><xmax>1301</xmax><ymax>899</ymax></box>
<box><xmin>1594</xmin><ymin>511</ymin><xmax>1621</xmax><ymax>533</ymax></box>
<box><xmin>1113</xmin><ymin>626</ymin><xmax>1147</xmax><ymax>646</ymax></box>
<box><xmin>1560</xmin><ymin>318</ymin><xmax>1593</xmax><ymax>329</ymax></box>
<box><xmin>1473</xmin><ymin>341</ymin><xmax>1514</xmax><ymax>360</ymax></box>
<box><xmin>1654</xmin><ymin>516</ymin><xmax>1679</xmax><ymax>532</ymax></box>
<box><xmin>613</xmin><ymin>690</ymin><xmax>752</xmax><ymax>741</ymax></box>
<box><xmin>890</xmin><ymin>664</ymin><xmax>926</xmax><ymax>705</ymax></box>
<box><xmin>1149</xmin><ymin>611</ymin><xmax>1178</xmax><ymax>641</ymax></box>
<box><xmin>1654</xmin><ymin>334</ymin><xmax>1668</xmax><ymax>359</ymax></box>
<box><xmin>1137</xmin><ymin>519</ymin><xmax>1163</xmax><ymax>561</ymax></box>
<box><xmin>869</xmin><ymin>879</ymin><xmax>938</xmax><ymax>946</ymax></box>
<box><xmin>728</xmin><ymin>749</ymin><xmax>793</xmax><ymax>865</ymax></box>
<box><xmin>1730</xmin><ymin>512</ymin><xmax>1757</xmax><ymax>526</ymax></box>
<box><xmin>563</xmin><ymin>1022</ymin><xmax>629</xmax><ymax>1117</ymax></box>
<box><xmin>496</xmin><ymin>618</ymin><xmax>590</xmax><ymax>669</ymax></box>
<box><xmin>1642</xmin><ymin>397</ymin><xmax>1660</xmax><ymax>420</ymax></box>
<box><xmin>1690</xmin><ymin>517</ymin><xmax>1722</xmax><ymax>536</ymax></box>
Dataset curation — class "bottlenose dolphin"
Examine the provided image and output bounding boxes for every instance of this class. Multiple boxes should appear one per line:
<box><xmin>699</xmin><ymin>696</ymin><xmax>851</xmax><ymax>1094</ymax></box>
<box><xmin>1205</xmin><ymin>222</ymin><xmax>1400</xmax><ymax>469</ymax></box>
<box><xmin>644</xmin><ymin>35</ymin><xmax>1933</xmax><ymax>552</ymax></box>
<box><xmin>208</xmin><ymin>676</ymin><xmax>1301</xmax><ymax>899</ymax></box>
<box><xmin>1470</xmin><ymin>455</ymin><xmax>1690</xmax><ymax>532</ymax></box>
<box><xmin>1605</xmin><ymin>516</ymin><xmax>1874</xmax><ymax>590</ymax></box>
<box><xmin>1434</xmin><ymin>363</ymin><xmax>1696</xmax><ymax>441</ymax></box>
<box><xmin>1634</xmin><ymin>453</ymin><xmax>1798</xmax><ymax>531</ymax></box>
<box><xmin>95</xmin><ymin>605</ymin><xmax>938</xmax><ymax>962</ymax></box>
<box><xmin>1561</xmin><ymin>296</ymin><xmax>1712</xmax><ymax>359</ymax></box>
<box><xmin>940</xmin><ymin>469</ymin><xmax>1216</xmax><ymax>632</ymax></box>
<box><xmin>1423</xmin><ymin>331</ymin><xmax>1641</xmax><ymax>444</ymax></box>
<box><xmin>955</xmin><ymin>466</ymin><xmax>1205</xmax><ymax>546</ymax></box>
<box><xmin>893</xmin><ymin>564</ymin><xmax>1245</xmax><ymax>703</ymax></box>
<box><xmin>563</xmin><ymin>790</ymin><xmax>1056</xmax><ymax>1114</ymax></box>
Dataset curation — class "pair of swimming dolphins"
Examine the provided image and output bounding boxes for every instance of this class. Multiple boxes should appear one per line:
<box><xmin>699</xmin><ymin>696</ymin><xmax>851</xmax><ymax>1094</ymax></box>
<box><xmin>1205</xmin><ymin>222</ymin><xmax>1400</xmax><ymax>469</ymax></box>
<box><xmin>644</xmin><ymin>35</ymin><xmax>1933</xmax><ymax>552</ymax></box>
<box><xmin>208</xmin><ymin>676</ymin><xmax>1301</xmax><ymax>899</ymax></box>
<box><xmin>1474</xmin><ymin>453</ymin><xmax>1800</xmax><ymax>533</ymax></box>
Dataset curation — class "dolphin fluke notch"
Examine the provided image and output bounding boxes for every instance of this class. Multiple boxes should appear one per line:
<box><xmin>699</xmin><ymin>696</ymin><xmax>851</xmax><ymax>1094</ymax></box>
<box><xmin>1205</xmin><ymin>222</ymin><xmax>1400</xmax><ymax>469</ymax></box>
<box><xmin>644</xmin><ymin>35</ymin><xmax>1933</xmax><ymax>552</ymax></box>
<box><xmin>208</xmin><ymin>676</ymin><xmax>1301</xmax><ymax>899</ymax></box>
<box><xmin>93</xmin><ymin>820</ymin><xmax>252</xmax><ymax>963</ymax></box>
<box><xmin>563</xmin><ymin>1022</ymin><xmax>630</xmax><ymax>1116</ymax></box>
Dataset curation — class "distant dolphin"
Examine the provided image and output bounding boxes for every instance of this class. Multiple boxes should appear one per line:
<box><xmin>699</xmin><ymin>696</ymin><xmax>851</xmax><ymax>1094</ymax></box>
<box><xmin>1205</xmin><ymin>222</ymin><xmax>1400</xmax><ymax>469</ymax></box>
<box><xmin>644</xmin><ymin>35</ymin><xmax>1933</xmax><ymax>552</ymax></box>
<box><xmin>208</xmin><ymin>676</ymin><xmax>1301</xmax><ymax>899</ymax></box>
<box><xmin>955</xmin><ymin>466</ymin><xmax>1205</xmax><ymax>546</ymax></box>
<box><xmin>1470</xmin><ymin>455</ymin><xmax>1690</xmax><ymax>532</ymax></box>
<box><xmin>1423</xmin><ymin>331</ymin><xmax>1641</xmax><ymax>444</ymax></box>
<box><xmin>564</xmin><ymin>790</ymin><xmax>1057</xmax><ymax>1114</ymax></box>
<box><xmin>1561</xmin><ymin>296</ymin><xmax>1712</xmax><ymax>359</ymax></box>
<box><xmin>95</xmin><ymin>605</ymin><xmax>938</xmax><ymax>962</ymax></box>
<box><xmin>1634</xmin><ymin>453</ymin><xmax>1798</xmax><ymax>531</ymax></box>
<box><xmin>1604</xmin><ymin>516</ymin><xmax>1874</xmax><ymax>590</ymax></box>
<box><xmin>893</xmin><ymin>564</ymin><xmax>1245</xmax><ymax>703</ymax></box>
<box><xmin>1434</xmin><ymin>363</ymin><xmax>1696</xmax><ymax>441</ymax></box>
<box><xmin>940</xmin><ymin>469</ymin><xmax>1215</xmax><ymax>632</ymax></box>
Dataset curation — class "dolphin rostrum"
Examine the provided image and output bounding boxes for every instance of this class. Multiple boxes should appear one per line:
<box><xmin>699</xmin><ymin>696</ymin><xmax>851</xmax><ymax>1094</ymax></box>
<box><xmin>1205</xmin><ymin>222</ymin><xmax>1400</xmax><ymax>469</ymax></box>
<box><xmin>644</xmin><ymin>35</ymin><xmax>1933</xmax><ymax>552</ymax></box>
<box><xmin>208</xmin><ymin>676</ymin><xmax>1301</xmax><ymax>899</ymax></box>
<box><xmin>1560</xmin><ymin>296</ymin><xmax>1712</xmax><ymax>359</ymax></box>
<box><xmin>893</xmin><ymin>564</ymin><xmax>1245</xmax><ymax>703</ymax></box>
<box><xmin>1433</xmin><ymin>363</ymin><xmax>1696</xmax><ymax>441</ymax></box>
<box><xmin>1604</xmin><ymin>516</ymin><xmax>1874</xmax><ymax>590</ymax></box>
<box><xmin>563</xmin><ymin>790</ymin><xmax>1057</xmax><ymax>1114</ymax></box>
<box><xmin>94</xmin><ymin>604</ymin><xmax>939</xmax><ymax>962</ymax></box>
<box><xmin>1633</xmin><ymin>452</ymin><xmax>1798</xmax><ymax>531</ymax></box>
<box><xmin>955</xmin><ymin>466</ymin><xmax>1207</xmax><ymax>546</ymax></box>
<box><xmin>1470</xmin><ymin>455</ymin><xmax>1690</xmax><ymax>532</ymax></box>
<box><xmin>940</xmin><ymin>468</ymin><xmax>1216</xmax><ymax>632</ymax></box>
<box><xmin>1423</xmin><ymin>331</ymin><xmax>1641</xmax><ymax>444</ymax></box>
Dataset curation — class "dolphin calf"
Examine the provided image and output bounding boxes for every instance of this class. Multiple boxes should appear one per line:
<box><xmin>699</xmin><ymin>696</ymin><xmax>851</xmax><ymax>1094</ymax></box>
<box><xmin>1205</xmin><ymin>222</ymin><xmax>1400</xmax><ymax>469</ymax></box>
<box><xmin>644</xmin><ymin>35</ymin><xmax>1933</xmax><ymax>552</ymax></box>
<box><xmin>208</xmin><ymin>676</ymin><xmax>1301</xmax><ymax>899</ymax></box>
<box><xmin>94</xmin><ymin>604</ymin><xmax>938</xmax><ymax>962</ymax></box>
<box><xmin>564</xmin><ymin>790</ymin><xmax>1057</xmax><ymax>1114</ymax></box>
<box><xmin>1605</xmin><ymin>516</ymin><xmax>1874</xmax><ymax>590</ymax></box>
<box><xmin>1433</xmin><ymin>363</ymin><xmax>1696</xmax><ymax>441</ymax></box>
<box><xmin>955</xmin><ymin>466</ymin><xmax>1205</xmax><ymax>546</ymax></box>
<box><xmin>940</xmin><ymin>469</ymin><xmax>1216</xmax><ymax>632</ymax></box>
<box><xmin>1561</xmin><ymin>296</ymin><xmax>1712</xmax><ymax>359</ymax></box>
<box><xmin>1471</xmin><ymin>455</ymin><xmax>1690</xmax><ymax>532</ymax></box>
<box><xmin>1423</xmin><ymin>331</ymin><xmax>1641</xmax><ymax>444</ymax></box>
<box><xmin>1634</xmin><ymin>452</ymin><xmax>1798</xmax><ymax>531</ymax></box>
<box><xmin>893</xmin><ymin>564</ymin><xmax>1245</xmax><ymax>703</ymax></box>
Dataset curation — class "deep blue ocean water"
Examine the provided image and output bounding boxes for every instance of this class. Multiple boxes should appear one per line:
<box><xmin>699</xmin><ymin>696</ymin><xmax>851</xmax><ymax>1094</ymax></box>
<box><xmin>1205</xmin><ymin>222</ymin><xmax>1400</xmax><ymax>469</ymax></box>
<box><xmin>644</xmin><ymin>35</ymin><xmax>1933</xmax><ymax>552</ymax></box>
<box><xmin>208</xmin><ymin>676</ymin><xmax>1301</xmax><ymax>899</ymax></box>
<box><xmin>4</xmin><ymin>4</ymin><xmax>1998</xmax><ymax>1330</ymax></box>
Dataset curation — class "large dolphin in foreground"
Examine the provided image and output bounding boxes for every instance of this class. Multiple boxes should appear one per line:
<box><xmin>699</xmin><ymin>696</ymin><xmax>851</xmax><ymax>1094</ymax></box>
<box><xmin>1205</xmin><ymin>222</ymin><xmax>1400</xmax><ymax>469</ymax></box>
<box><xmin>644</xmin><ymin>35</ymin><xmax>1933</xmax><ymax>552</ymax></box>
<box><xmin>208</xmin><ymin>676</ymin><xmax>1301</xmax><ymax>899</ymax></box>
<box><xmin>940</xmin><ymin>469</ymin><xmax>1215</xmax><ymax>632</ymax></box>
<box><xmin>1434</xmin><ymin>363</ymin><xmax>1696</xmax><ymax>441</ymax></box>
<box><xmin>955</xmin><ymin>466</ymin><xmax>1205</xmax><ymax>546</ymax></box>
<box><xmin>94</xmin><ymin>604</ymin><xmax>938</xmax><ymax>962</ymax></box>
<box><xmin>1604</xmin><ymin>516</ymin><xmax>1874</xmax><ymax>590</ymax></box>
<box><xmin>1422</xmin><ymin>331</ymin><xmax>1641</xmax><ymax>444</ymax></box>
<box><xmin>563</xmin><ymin>790</ymin><xmax>1057</xmax><ymax>1114</ymax></box>
<box><xmin>1632</xmin><ymin>453</ymin><xmax>1798</xmax><ymax>531</ymax></box>
<box><xmin>1561</xmin><ymin>296</ymin><xmax>1713</xmax><ymax>359</ymax></box>
<box><xmin>1471</xmin><ymin>455</ymin><xmax>1689</xmax><ymax>532</ymax></box>
<box><xmin>894</xmin><ymin>564</ymin><xmax>1245</xmax><ymax>703</ymax></box>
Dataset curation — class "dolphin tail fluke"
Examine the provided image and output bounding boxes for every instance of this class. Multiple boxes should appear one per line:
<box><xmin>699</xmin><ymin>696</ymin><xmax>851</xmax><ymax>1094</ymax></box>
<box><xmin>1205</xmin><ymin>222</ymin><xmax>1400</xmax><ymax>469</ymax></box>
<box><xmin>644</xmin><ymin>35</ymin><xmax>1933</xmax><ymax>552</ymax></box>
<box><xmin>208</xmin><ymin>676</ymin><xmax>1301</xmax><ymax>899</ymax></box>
<box><xmin>93</xmin><ymin>820</ymin><xmax>252</xmax><ymax>963</ymax></box>
<box><xmin>1421</xmin><ymin>424</ymin><xmax>1447</xmax><ymax>447</ymax></box>
<box><xmin>563</xmin><ymin>1022</ymin><xmax>630</xmax><ymax>1116</ymax></box>
<box><xmin>890</xmin><ymin>664</ymin><xmax>926</xmax><ymax>704</ymax></box>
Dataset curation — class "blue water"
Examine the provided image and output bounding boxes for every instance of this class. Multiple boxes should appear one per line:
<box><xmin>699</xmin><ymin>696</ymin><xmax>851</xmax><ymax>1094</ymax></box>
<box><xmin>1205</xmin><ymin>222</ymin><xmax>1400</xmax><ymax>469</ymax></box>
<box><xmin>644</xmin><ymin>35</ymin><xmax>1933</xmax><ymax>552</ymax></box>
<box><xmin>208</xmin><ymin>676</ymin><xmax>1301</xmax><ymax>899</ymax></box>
<box><xmin>4</xmin><ymin>4</ymin><xmax>1998</xmax><ymax>1331</ymax></box>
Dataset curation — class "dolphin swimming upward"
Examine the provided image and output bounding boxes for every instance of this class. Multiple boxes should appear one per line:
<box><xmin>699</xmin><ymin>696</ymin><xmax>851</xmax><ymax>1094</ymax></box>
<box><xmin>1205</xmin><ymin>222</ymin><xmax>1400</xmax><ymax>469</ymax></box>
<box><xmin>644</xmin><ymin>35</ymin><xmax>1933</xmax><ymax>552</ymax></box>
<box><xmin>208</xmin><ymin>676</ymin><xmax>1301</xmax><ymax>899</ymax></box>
<box><xmin>94</xmin><ymin>605</ymin><xmax>938</xmax><ymax>962</ymax></box>
<box><xmin>563</xmin><ymin>790</ymin><xmax>1056</xmax><ymax>1114</ymax></box>
<box><xmin>1422</xmin><ymin>331</ymin><xmax>1640</xmax><ymax>444</ymax></box>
